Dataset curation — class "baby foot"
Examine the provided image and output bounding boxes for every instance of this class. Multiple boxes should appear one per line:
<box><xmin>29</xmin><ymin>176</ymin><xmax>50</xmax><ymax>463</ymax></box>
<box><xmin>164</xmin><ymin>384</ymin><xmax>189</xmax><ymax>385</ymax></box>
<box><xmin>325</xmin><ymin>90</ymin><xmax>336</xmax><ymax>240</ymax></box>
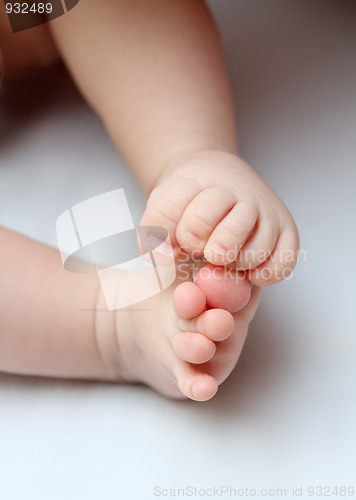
<box><xmin>140</xmin><ymin>150</ymin><xmax>300</xmax><ymax>286</ymax></box>
<box><xmin>103</xmin><ymin>261</ymin><xmax>260</xmax><ymax>401</ymax></box>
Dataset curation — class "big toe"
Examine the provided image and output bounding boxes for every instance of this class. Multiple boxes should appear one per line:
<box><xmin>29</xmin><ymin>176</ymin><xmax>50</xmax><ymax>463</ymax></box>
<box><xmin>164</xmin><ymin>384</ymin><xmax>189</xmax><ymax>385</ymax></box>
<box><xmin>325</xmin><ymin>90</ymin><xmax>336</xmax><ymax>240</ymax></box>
<box><xmin>195</xmin><ymin>263</ymin><xmax>251</xmax><ymax>313</ymax></box>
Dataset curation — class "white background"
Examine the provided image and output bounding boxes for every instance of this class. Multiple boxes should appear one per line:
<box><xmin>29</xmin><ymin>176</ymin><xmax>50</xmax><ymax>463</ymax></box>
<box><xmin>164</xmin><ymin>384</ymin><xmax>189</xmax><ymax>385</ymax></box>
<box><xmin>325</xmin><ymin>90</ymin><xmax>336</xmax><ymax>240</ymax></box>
<box><xmin>0</xmin><ymin>1</ymin><xmax>355</xmax><ymax>498</ymax></box>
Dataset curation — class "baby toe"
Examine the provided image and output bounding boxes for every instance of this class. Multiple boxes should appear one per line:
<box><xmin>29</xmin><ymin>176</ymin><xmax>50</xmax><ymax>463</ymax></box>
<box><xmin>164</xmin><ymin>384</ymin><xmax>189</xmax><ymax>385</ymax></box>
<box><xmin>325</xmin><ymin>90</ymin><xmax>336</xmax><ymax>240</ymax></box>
<box><xmin>237</xmin><ymin>215</ymin><xmax>279</xmax><ymax>270</ymax></box>
<box><xmin>172</xmin><ymin>332</ymin><xmax>216</xmax><ymax>364</ymax></box>
<box><xmin>180</xmin><ymin>308</ymin><xmax>234</xmax><ymax>342</ymax></box>
<box><xmin>200</xmin><ymin>309</ymin><xmax>235</xmax><ymax>341</ymax></box>
<box><xmin>204</xmin><ymin>200</ymin><xmax>259</xmax><ymax>265</ymax></box>
<box><xmin>140</xmin><ymin>177</ymin><xmax>201</xmax><ymax>248</ymax></box>
<box><xmin>173</xmin><ymin>360</ymin><xmax>219</xmax><ymax>401</ymax></box>
<box><xmin>176</xmin><ymin>187</ymin><xmax>236</xmax><ymax>254</ymax></box>
<box><xmin>195</xmin><ymin>263</ymin><xmax>252</xmax><ymax>313</ymax></box>
<box><xmin>173</xmin><ymin>282</ymin><xmax>206</xmax><ymax>319</ymax></box>
<box><xmin>248</xmin><ymin>224</ymin><xmax>300</xmax><ymax>286</ymax></box>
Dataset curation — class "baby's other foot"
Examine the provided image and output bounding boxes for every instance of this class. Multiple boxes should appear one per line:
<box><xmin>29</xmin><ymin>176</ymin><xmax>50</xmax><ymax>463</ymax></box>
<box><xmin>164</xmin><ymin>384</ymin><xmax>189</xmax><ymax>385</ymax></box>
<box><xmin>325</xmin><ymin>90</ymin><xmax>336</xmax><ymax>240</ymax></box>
<box><xmin>106</xmin><ymin>261</ymin><xmax>259</xmax><ymax>401</ymax></box>
<box><xmin>140</xmin><ymin>150</ymin><xmax>299</xmax><ymax>286</ymax></box>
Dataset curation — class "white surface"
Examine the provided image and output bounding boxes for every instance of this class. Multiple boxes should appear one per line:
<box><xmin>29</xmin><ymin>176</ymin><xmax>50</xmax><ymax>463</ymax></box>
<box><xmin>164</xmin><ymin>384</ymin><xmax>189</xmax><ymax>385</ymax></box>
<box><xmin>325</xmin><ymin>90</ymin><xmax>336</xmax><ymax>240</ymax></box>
<box><xmin>0</xmin><ymin>1</ymin><xmax>355</xmax><ymax>499</ymax></box>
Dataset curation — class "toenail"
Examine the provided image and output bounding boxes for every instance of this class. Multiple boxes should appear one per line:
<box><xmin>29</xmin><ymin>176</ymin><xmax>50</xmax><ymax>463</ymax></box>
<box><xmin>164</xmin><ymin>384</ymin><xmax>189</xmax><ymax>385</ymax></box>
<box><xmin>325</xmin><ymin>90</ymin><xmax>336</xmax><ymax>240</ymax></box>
<box><xmin>147</xmin><ymin>234</ymin><xmax>173</xmax><ymax>256</ymax></box>
<box><xmin>210</xmin><ymin>242</ymin><xmax>227</xmax><ymax>255</ymax></box>
<box><xmin>187</xmin><ymin>232</ymin><xmax>202</xmax><ymax>246</ymax></box>
<box><xmin>191</xmin><ymin>382</ymin><xmax>199</xmax><ymax>400</ymax></box>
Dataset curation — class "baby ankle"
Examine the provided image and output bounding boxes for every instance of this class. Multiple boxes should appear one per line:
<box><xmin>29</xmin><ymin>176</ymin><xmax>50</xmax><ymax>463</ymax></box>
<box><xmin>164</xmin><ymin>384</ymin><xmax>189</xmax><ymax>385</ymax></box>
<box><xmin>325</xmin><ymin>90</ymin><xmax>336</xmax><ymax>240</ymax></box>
<box><xmin>94</xmin><ymin>280</ymin><xmax>128</xmax><ymax>382</ymax></box>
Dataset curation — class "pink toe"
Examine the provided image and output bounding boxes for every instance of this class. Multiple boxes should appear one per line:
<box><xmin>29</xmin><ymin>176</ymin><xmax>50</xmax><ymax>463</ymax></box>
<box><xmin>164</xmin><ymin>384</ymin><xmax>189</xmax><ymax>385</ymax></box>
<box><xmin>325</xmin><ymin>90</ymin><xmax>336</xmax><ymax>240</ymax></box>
<box><xmin>190</xmin><ymin>375</ymin><xmax>218</xmax><ymax>401</ymax></box>
<box><xmin>173</xmin><ymin>332</ymin><xmax>216</xmax><ymax>364</ymax></box>
<box><xmin>200</xmin><ymin>309</ymin><xmax>234</xmax><ymax>341</ymax></box>
<box><xmin>173</xmin><ymin>282</ymin><xmax>206</xmax><ymax>319</ymax></box>
<box><xmin>174</xmin><ymin>362</ymin><xmax>218</xmax><ymax>401</ymax></box>
<box><xmin>195</xmin><ymin>264</ymin><xmax>251</xmax><ymax>313</ymax></box>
